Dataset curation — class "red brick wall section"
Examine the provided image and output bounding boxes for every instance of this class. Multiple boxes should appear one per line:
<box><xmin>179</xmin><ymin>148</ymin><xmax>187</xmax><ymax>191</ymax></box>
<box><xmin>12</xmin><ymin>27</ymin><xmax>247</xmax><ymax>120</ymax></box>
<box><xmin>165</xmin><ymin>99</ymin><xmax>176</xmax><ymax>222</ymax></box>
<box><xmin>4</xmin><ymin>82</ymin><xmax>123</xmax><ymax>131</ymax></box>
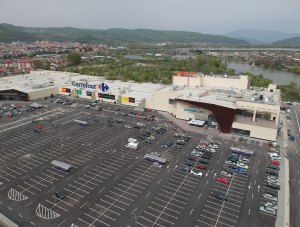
<box><xmin>176</xmin><ymin>99</ymin><xmax>236</xmax><ymax>133</ymax></box>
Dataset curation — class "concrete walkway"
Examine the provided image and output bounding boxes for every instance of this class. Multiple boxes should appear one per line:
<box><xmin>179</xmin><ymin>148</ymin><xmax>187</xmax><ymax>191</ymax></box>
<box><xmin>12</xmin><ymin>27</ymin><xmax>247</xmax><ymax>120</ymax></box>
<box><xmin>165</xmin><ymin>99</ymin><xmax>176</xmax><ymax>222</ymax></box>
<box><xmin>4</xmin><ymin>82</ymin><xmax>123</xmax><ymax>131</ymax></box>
<box><xmin>275</xmin><ymin>111</ymin><xmax>290</xmax><ymax>227</ymax></box>
<box><xmin>0</xmin><ymin>213</ymin><xmax>18</xmax><ymax>227</ymax></box>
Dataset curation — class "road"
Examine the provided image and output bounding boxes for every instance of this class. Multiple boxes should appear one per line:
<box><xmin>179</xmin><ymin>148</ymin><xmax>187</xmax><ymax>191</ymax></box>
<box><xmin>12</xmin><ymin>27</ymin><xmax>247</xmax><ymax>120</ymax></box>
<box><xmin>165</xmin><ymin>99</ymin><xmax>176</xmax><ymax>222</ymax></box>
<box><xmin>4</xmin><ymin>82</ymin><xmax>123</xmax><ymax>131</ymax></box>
<box><xmin>288</xmin><ymin>105</ymin><xmax>300</xmax><ymax>227</ymax></box>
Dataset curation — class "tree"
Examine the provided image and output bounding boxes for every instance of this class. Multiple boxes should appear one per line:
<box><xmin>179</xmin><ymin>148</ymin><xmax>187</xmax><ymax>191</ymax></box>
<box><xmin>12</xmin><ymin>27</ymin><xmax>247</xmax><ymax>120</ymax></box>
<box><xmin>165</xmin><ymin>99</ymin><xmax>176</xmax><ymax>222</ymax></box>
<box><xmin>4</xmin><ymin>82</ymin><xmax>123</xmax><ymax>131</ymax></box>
<box><xmin>32</xmin><ymin>60</ymin><xmax>50</xmax><ymax>70</ymax></box>
<box><xmin>67</xmin><ymin>52</ymin><xmax>81</xmax><ymax>66</ymax></box>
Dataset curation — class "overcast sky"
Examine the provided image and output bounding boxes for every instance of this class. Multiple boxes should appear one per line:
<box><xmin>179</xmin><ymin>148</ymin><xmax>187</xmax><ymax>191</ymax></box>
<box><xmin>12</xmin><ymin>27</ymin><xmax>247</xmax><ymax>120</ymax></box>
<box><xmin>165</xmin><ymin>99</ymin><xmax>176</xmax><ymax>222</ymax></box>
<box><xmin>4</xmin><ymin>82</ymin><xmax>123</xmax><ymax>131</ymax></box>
<box><xmin>1</xmin><ymin>0</ymin><xmax>299</xmax><ymax>34</ymax></box>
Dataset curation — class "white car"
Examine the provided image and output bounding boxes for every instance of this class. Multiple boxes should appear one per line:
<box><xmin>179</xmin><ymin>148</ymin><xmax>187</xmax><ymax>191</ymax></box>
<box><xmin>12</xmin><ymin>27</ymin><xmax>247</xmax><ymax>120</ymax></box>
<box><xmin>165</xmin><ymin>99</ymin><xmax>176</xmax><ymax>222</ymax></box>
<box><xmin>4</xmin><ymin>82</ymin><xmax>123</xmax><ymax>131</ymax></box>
<box><xmin>208</xmin><ymin>148</ymin><xmax>216</xmax><ymax>153</ymax></box>
<box><xmin>220</xmin><ymin>171</ymin><xmax>232</xmax><ymax>178</ymax></box>
<box><xmin>267</xmin><ymin>179</ymin><xmax>279</xmax><ymax>185</ymax></box>
<box><xmin>190</xmin><ymin>168</ymin><xmax>203</xmax><ymax>176</ymax></box>
<box><xmin>210</xmin><ymin>144</ymin><xmax>219</xmax><ymax>149</ymax></box>
<box><xmin>259</xmin><ymin>206</ymin><xmax>276</xmax><ymax>216</ymax></box>
<box><xmin>271</xmin><ymin>156</ymin><xmax>281</xmax><ymax>161</ymax></box>
<box><xmin>239</xmin><ymin>158</ymin><xmax>250</xmax><ymax>163</ymax></box>
<box><xmin>237</xmin><ymin>162</ymin><xmax>248</xmax><ymax>169</ymax></box>
<box><xmin>264</xmin><ymin>201</ymin><xmax>278</xmax><ymax>210</ymax></box>
<box><xmin>267</xmin><ymin>175</ymin><xmax>279</xmax><ymax>182</ymax></box>
<box><xmin>153</xmin><ymin>162</ymin><xmax>163</xmax><ymax>168</ymax></box>
<box><xmin>225</xmin><ymin>160</ymin><xmax>235</xmax><ymax>165</ymax></box>
<box><xmin>124</xmin><ymin>125</ymin><xmax>132</xmax><ymax>128</ymax></box>
<box><xmin>287</xmin><ymin>119</ymin><xmax>291</xmax><ymax>125</ymax></box>
<box><xmin>150</xmin><ymin>152</ymin><xmax>160</xmax><ymax>157</ymax></box>
<box><xmin>263</xmin><ymin>193</ymin><xmax>277</xmax><ymax>202</ymax></box>
<box><xmin>191</xmin><ymin>150</ymin><xmax>202</xmax><ymax>157</ymax></box>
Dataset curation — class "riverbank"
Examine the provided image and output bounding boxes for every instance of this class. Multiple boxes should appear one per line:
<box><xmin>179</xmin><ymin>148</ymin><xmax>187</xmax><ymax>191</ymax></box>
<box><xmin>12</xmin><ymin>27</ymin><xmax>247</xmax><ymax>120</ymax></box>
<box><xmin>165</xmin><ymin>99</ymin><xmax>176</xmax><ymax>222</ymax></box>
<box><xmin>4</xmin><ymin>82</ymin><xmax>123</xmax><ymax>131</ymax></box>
<box><xmin>228</xmin><ymin>62</ymin><xmax>300</xmax><ymax>86</ymax></box>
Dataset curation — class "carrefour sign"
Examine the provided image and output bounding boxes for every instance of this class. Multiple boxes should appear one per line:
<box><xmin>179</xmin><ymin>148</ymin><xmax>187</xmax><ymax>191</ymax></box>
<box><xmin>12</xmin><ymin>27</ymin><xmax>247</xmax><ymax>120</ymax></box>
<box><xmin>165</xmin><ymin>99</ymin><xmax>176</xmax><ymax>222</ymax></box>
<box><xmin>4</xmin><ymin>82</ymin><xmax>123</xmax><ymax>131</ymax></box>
<box><xmin>72</xmin><ymin>81</ymin><xmax>109</xmax><ymax>92</ymax></box>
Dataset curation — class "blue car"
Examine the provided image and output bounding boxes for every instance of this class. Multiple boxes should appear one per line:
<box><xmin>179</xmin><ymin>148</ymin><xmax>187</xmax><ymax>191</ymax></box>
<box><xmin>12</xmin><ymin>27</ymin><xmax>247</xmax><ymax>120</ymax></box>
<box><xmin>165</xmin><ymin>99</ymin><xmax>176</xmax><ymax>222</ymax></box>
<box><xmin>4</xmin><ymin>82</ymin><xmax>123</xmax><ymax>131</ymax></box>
<box><xmin>235</xmin><ymin>167</ymin><xmax>247</xmax><ymax>175</ymax></box>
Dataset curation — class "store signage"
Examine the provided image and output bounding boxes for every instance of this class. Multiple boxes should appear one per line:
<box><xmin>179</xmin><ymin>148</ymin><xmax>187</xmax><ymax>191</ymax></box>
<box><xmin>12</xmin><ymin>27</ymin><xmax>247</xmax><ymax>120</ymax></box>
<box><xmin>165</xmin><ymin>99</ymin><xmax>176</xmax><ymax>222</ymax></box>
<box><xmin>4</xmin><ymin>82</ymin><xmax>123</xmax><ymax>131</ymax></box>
<box><xmin>184</xmin><ymin>106</ymin><xmax>205</xmax><ymax>114</ymax></box>
<box><xmin>72</xmin><ymin>81</ymin><xmax>109</xmax><ymax>92</ymax></box>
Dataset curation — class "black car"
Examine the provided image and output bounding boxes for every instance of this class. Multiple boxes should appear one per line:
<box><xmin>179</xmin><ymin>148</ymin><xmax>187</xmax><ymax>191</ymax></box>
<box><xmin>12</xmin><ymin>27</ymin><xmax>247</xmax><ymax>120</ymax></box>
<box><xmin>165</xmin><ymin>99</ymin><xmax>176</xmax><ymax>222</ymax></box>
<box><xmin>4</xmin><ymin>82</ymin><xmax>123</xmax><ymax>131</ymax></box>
<box><xmin>228</xmin><ymin>164</ymin><xmax>238</xmax><ymax>169</ymax></box>
<box><xmin>173</xmin><ymin>145</ymin><xmax>182</xmax><ymax>150</ymax></box>
<box><xmin>133</xmin><ymin>125</ymin><xmax>141</xmax><ymax>129</ymax></box>
<box><xmin>202</xmin><ymin>155</ymin><xmax>212</xmax><ymax>160</ymax></box>
<box><xmin>265</xmin><ymin>190</ymin><xmax>278</xmax><ymax>197</ymax></box>
<box><xmin>98</xmin><ymin>107</ymin><xmax>103</xmax><ymax>111</ymax></box>
<box><xmin>198</xmin><ymin>159</ymin><xmax>209</xmax><ymax>165</ymax></box>
<box><xmin>54</xmin><ymin>191</ymin><xmax>66</xmax><ymax>200</ymax></box>
<box><xmin>185</xmin><ymin>160</ymin><xmax>195</xmax><ymax>166</ymax></box>
<box><xmin>187</xmin><ymin>155</ymin><xmax>197</xmax><ymax>161</ymax></box>
<box><xmin>203</xmin><ymin>152</ymin><xmax>213</xmax><ymax>157</ymax></box>
<box><xmin>144</xmin><ymin>140</ymin><xmax>152</xmax><ymax>145</ymax></box>
<box><xmin>265</xmin><ymin>169</ymin><xmax>279</xmax><ymax>176</ymax></box>
<box><xmin>178</xmin><ymin>164</ymin><xmax>191</xmax><ymax>172</ymax></box>
<box><xmin>266</xmin><ymin>183</ymin><xmax>280</xmax><ymax>190</ymax></box>
<box><xmin>137</xmin><ymin>135</ymin><xmax>146</xmax><ymax>140</ymax></box>
<box><xmin>213</xmin><ymin>192</ymin><xmax>227</xmax><ymax>201</ymax></box>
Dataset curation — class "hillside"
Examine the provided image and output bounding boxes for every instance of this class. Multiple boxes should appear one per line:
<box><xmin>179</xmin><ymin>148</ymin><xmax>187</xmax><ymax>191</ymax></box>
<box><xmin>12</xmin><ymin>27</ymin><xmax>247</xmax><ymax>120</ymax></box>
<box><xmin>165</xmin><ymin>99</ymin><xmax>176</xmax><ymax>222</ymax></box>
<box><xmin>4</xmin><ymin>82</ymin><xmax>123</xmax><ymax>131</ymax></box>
<box><xmin>225</xmin><ymin>29</ymin><xmax>300</xmax><ymax>44</ymax></box>
<box><xmin>272</xmin><ymin>37</ymin><xmax>300</xmax><ymax>48</ymax></box>
<box><xmin>0</xmin><ymin>23</ymin><xmax>248</xmax><ymax>45</ymax></box>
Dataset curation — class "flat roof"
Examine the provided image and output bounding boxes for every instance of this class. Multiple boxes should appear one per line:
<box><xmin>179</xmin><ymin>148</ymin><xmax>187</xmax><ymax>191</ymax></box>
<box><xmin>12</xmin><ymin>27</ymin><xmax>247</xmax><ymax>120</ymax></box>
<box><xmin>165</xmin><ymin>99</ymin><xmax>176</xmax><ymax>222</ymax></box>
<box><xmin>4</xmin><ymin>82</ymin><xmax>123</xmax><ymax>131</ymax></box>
<box><xmin>0</xmin><ymin>71</ymin><xmax>280</xmax><ymax>109</ymax></box>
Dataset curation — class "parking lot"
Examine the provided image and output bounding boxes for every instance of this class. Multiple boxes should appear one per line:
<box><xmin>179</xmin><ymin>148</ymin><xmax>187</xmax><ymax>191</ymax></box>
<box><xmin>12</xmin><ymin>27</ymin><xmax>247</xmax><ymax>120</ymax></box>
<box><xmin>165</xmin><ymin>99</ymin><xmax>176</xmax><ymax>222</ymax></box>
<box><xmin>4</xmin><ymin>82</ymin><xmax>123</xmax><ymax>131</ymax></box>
<box><xmin>0</xmin><ymin>96</ymin><xmax>280</xmax><ymax>227</ymax></box>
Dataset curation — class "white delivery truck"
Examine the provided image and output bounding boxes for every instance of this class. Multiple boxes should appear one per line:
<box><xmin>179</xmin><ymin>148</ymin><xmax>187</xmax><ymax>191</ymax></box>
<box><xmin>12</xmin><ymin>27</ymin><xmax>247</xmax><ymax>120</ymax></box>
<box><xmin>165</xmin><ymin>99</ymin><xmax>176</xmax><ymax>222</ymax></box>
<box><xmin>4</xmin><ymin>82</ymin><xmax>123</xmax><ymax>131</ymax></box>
<box><xmin>125</xmin><ymin>142</ymin><xmax>139</xmax><ymax>150</ymax></box>
<box><xmin>128</xmin><ymin>138</ymin><xmax>138</xmax><ymax>143</ymax></box>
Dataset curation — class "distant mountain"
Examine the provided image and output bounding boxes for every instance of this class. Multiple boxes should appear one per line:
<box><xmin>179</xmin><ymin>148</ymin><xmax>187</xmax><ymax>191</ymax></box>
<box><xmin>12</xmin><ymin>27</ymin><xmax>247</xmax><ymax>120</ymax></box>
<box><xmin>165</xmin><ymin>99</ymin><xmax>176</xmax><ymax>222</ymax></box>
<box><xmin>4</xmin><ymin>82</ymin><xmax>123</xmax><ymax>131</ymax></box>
<box><xmin>0</xmin><ymin>23</ymin><xmax>248</xmax><ymax>45</ymax></box>
<box><xmin>225</xmin><ymin>29</ymin><xmax>300</xmax><ymax>44</ymax></box>
<box><xmin>272</xmin><ymin>37</ymin><xmax>300</xmax><ymax>48</ymax></box>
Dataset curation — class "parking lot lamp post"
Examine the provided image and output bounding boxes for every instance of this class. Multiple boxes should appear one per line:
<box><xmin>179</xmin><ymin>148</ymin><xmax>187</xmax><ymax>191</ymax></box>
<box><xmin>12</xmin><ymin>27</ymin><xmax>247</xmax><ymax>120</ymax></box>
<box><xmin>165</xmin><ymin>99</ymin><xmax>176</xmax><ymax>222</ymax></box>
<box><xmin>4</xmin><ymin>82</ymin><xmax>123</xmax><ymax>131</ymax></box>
<box><xmin>52</xmin><ymin>178</ymin><xmax>57</xmax><ymax>206</ymax></box>
<box><xmin>132</xmin><ymin>212</ymin><xmax>138</xmax><ymax>227</ymax></box>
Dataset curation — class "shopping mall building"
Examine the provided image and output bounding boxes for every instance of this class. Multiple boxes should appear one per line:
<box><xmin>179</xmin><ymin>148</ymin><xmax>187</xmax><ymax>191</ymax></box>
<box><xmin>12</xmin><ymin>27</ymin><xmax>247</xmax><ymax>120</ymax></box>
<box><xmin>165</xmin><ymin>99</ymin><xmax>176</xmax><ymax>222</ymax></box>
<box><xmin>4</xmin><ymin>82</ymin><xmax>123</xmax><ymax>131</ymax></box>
<box><xmin>0</xmin><ymin>70</ymin><xmax>281</xmax><ymax>141</ymax></box>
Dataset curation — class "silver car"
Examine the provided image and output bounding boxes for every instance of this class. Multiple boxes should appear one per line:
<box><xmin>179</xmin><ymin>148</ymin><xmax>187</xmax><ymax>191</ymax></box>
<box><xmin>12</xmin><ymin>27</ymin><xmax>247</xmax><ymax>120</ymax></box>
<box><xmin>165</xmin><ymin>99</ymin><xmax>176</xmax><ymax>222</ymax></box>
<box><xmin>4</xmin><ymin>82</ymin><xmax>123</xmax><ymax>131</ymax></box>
<box><xmin>264</xmin><ymin>201</ymin><xmax>278</xmax><ymax>210</ymax></box>
<box><xmin>220</xmin><ymin>171</ymin><xmax>232</xmax><ymax>178</ymax></box>
<box><xmin>260</xmin><ymin>206</ymin><xmax>276</xmax><ymax>216</ymax></box>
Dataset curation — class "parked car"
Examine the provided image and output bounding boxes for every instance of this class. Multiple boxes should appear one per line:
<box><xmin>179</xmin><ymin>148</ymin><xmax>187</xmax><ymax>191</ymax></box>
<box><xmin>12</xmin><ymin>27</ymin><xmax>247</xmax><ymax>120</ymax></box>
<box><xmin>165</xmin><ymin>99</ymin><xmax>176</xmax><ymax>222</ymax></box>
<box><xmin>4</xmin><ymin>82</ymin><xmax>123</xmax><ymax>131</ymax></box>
<box><xmin>212</xmin><ymin>192</ymin><xmax>227</xmax><ymax>201</ymax></box>
<box><xmin>220</xmin><ymin>171</ymin><xmax>232</xmax><ymax>178</ymax></box>
<box><xmin>178</xmin><ymin>165</ymin><xmax>191</xmax><ymax>172</ymax></box>
<box><xmin>216</xmin><ymin>177</ymin><xmax>230</xmax><ymax>184</ymax></box>
<box><xmin>190</xmin><ymin>168</ymin><xmax>203</xmax><ymax>176</ymax></box>
<box><xmin>267</xmin><ymin>165</ymin><xmax>280</xmax><ymax>171</ymax></box>
<box><xmin>260</xmin><ymin>206</ymin><xmax>276</xmax><ymax>216</ymax></box>
<box><xmin>264</xmin><ymin>201</ymin><xmax>278</xmax><ymax>210</ymax></box>
<box><xmin>237</xmin><ymin>162</ymin><xmax>248</xmax><ymax>169</ymax></box>
<box><xmin>266</xmin><ymin>183</ymin><xmax>280</xmax><ymax>190</ymax></box>
<box><xmin>235</xmin><ymin>167</ymin><xmax>247</xmax><ymax>175</ymax></box>
<box><xmin>239</xmin><ymin>158</ymin><xmax>250</xmax><ymax>164</ymax></box>
<box><xmin>265</xmin><ymin>169</ymin><xmax>279</xmax><ymax>176</ymax></box>
<box><xmin>191</xmin><ymin>150</ymin><xmax>203</xmax><ymax>157</ymax></box>
<box><xmin>53</xmin><ymin>191</ymin><xmax>66</xmax><ymax>200</ymax></box>
<box><xmin>263</xmin><ymin>193</ymin><xmax>277</xmax><ymax>202</ymax></box>
<box><xmin>271</xmin><ymin>160</ymin><xmax>280</xmax><ymax>166</ymax></box>
<box><xmin>195</xmin><ymin>165</ymin><xmax>208</xmax><ymax>170</ymax></box>
<box><xmin>225</xmin><ymin>160</ymin><xmax>236</xmax><ymax>165</ymax></box>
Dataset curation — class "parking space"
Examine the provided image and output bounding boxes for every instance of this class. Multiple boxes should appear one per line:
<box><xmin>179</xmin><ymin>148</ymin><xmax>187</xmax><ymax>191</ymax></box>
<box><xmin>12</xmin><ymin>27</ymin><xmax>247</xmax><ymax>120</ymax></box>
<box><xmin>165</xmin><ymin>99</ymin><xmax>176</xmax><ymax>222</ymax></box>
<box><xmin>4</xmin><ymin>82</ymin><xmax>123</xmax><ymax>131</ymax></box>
<box><xmin>196</xmin><ymin>148</ymin><xmax>254</xmax><ymax>227</ymax></box>
<box><xmin>73</xmin><ymin>162</ymin><xmax>161</xmax><ymax>227</ymax></box>
<box><xmin>136</xmin><ymin>169</ymin><xmax>202</xmax><ymax>227</ymax></box>
<box><xmin>0</xmin><ymin>97</ymin><xmax>281</xmax><ymax>227</ymax></box>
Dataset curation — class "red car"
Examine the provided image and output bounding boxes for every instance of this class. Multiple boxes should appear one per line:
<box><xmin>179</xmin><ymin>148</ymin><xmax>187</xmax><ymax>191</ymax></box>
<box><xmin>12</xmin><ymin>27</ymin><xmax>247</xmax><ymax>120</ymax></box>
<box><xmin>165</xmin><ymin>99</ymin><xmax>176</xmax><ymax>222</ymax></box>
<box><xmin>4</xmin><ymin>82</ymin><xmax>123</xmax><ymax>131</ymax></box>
<box><xmin>216</xmin><ymin>177</ymin><xmax>230</xmax><ymax>184</ymax></box>
<box><xmin>271</xmin><ymin>160</ymin><xmax>280</xmax><ymax>166</ymax></box>
<box><xmin>35</xmin><ymin>124</ymin><xmax>43</xmax><ymax>129</ymax></box>
<box><xmin>195</xmin><ymin>165</ymin><xmax>208</xmax><ymax>170</ymax></box>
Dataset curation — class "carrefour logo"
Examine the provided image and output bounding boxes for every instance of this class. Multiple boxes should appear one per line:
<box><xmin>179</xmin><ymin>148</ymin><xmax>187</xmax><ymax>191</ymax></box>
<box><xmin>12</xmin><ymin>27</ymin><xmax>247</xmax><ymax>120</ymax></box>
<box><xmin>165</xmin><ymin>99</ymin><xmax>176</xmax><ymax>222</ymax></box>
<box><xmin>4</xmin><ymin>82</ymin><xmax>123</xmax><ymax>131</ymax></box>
<box><xmin>98</xmin><ymin>83</ymin><xmax>109</xmax><ymax>92</ymax></box>
<box><xmin>72</xmin><ymin>81</ymin><xmax>109</xmax><ymax>92</ymax></box>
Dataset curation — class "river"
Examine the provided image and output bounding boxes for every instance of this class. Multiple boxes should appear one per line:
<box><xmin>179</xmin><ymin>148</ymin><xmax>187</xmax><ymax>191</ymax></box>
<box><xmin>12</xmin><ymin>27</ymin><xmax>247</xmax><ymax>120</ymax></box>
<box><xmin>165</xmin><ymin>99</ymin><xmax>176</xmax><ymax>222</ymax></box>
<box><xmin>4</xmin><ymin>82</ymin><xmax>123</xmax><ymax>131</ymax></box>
<box><xmin>228</xmin><ymin>62</ymin><xmax>300</xmax><ymax>86</ymax></box>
